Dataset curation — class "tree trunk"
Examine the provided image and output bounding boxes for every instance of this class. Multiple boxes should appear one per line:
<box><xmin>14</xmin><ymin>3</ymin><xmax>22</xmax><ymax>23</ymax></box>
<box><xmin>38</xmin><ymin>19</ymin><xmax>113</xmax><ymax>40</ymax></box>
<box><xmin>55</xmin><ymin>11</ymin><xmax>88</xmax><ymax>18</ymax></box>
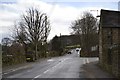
<box><xmin>35</xmin><ymin>43</ymin><xmax>38</xmax><ymax>60</ymax></box>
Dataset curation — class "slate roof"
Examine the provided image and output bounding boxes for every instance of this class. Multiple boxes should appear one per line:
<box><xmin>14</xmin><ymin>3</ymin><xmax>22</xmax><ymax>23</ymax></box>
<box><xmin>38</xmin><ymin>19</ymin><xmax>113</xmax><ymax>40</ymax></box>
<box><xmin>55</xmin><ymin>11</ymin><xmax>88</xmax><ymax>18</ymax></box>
<box><xmin>100</xmin><ymin>9</ymin><xmax>120</xmax><ymax>28</ymax></box>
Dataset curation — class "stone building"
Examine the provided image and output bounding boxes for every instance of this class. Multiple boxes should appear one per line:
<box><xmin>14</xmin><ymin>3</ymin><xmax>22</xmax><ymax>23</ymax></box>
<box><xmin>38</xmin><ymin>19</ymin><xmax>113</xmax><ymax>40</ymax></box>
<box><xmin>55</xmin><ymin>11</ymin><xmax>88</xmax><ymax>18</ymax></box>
<box><xmin>49</xmin><ymin>35</ymin><xmax>81</xmax><ymax>53</ymax></box>
<box><xmin>99</xmin><ymin>9</ymin><xmax>120</xmax><ymax>78</ymax></box>
<box><xmin>59</xmin><ymin>35</ymin><xmax>81</xmax><ymax>48</ymax></box>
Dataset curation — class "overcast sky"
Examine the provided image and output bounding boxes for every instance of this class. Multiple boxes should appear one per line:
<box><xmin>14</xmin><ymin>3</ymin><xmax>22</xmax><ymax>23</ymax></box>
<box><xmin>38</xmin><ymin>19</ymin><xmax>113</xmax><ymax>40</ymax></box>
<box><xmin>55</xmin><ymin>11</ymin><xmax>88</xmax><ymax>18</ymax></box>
<box><xmin>0</xmin><ymin>0</ymin><xmax>119</xmax><ymax>42</ymax></box>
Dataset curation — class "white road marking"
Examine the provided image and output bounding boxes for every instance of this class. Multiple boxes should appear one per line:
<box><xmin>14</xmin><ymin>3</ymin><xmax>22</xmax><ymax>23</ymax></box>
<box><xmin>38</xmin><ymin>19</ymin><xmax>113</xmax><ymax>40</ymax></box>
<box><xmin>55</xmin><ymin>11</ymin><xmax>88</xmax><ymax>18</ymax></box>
<box><xmin>12</xmin><ymin>70</ymin><xmax>16</xmax><ymax>71</ymax></box>
<box><xmin>33</xmin><ymin>58</ymin><xmax>68</xmax><ymax>79</ymax></box>
<box><xmin>43</xmin><ymin>70</ymin><xmax>49</xmax><ymax>74</ymax></box>
<box><xmin>83</xmin><ymin>59</ymin><xmax>86</xmax><ymax>64</ymax></box>
<box><xmin>86</xmin><ymin>58</ymin><xmax>89</xmax><ymax>63</ymax></box>
<box><xmin>34</xmin><ymin>74</ymin><xmax>41</xmax><ymax>78</ymax></box>
<box><xmin>3</xmin><ymin>73</ymin><xmax>7</xmax><ymax>75</ymax></box>
<box><xmin>27</xmin><ymin>70</ymin><xmax>31</xmax><ymax>72</ymax></box>
<box><xmin>32</xmin><ymin>75</ymin><xmax>41</xmax><ymax>80</ymax></box>
<box><xmin>83</xmin><ymin>58</ymin><xmax>89</xmax><ymax>64</ymax></box>
<box><xmin>96</xmin><ymin>58</ymin><xmax>99</xmax><ymax>61</ymax></box>
<box><xmin>47</xmin><ymin>59</ymin><xmax>54</xmax><ymax>62</ymax></box>
<box><xmin>49</xmin><ymin>58</ymin><xmax>67</xmax><ymax>70</ymax></box>
<box><xmin>33</xmin><ymin>61</ymin><xmax>61</xmax><ymax>79</ymax></box>
<box><xmin>51</xmin><ymin>62</ymin><xmax>61</xmax><ymax>69</ymax></box>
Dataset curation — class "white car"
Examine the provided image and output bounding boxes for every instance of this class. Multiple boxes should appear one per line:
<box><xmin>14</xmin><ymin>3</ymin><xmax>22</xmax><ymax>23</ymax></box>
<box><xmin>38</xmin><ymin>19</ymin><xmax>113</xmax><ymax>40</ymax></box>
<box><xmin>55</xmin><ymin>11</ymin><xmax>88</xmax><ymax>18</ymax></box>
<box><xmin>76</xmin><ymin>48</ymin><xmax>81</xmax><ymax>52</ymax></box>
<box><xmin>76</xmin><ymin>48</ymin><xmax>81</xmax><ymax>57</ymax></box>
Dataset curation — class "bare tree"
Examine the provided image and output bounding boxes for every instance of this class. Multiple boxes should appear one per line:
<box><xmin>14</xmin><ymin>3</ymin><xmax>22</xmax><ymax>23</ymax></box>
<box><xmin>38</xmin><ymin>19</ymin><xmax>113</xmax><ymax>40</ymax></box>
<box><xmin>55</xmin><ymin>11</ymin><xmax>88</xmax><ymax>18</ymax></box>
<box><xmin>14</xmin><ymin>8</ymin><xmax>51</xmax><ymax>59</ymax></box>
<box><xmin>71</xmin><ymin>12</ymin><xmax>98</xmax><ymax>35</ymax></box>
<box><xmin>70</xmin><ymin>12</ymin><xmax>99</xmax><ymax>56</ymax></box>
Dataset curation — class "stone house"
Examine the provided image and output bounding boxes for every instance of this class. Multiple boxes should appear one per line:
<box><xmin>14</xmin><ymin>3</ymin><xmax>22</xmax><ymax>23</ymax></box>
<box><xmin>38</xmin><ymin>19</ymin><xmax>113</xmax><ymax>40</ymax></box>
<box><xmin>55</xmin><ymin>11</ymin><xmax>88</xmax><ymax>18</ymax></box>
<box><xmin>59</xmin><ymin>35</ymin><xmax>81</xmax><ymax>48</ymax></box>
<box><xmin>49</xmin><ymin>35</ymin><xmax>81</xmax><ymax>52</ymax></box>
<box><xmin>99</xmin><ymin>9</ymin><xmax>120</xmax><ymax>78</ymax></box>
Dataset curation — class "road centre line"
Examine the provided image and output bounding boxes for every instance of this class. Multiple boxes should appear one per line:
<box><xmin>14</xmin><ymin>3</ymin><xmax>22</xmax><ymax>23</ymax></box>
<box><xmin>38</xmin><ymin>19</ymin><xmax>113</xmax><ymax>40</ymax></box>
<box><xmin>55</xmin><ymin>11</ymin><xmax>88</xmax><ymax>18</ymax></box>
<box><xmin>33</xmin><ymin>63</ymin><xmax>60</xmax><ymax>79</ymax></box>
<box><xmin>44</xmin><ymin>58</ymin><xmax>66</xmax><ymax>72</ymax></box>
<box><xmin>32</xmin><ymin>74</ymin><xmax>42</xmax><ymax>80</ymax></box>
<box><xmin>33</xmin><ymin>58</ymin><xmax>68</xmax><ymax>79</ymax></box>
<box><xmin>43</xmin><ymin>69</ymin><xmax>49</xmax><ymax>74</ymax></box>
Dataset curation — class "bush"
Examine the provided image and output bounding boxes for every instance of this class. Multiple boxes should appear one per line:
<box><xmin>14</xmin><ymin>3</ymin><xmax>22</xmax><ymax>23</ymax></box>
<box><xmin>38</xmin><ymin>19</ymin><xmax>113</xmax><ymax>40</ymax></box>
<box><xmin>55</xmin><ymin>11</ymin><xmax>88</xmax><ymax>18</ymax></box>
<box><xmin>47</xmin><ymin>51</ymin><xmax>59</xmax><ymax>57</ymax></box>
<box><xmin>2</xmin><ymin>43</ymin><xmax>26</xmax><ymax>67</ymax></box>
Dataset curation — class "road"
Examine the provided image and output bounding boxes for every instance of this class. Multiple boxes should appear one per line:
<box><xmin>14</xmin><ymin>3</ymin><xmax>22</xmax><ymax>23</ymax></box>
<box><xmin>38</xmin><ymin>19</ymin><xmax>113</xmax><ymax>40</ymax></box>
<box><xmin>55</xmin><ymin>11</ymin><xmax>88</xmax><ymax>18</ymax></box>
<box><xmin>2</xmin><ymin>49</ymin><xmax>100</xmax><ymax>79</ymax></box>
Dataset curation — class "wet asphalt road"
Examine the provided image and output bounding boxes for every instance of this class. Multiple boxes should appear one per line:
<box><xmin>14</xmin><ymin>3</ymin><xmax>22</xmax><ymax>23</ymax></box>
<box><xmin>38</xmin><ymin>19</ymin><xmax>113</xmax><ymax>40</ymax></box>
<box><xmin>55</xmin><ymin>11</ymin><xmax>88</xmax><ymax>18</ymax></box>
<box><xmin>2</xmin><ymin>49</ymin><xmax>98</xmax><ymax>79</ymax></box>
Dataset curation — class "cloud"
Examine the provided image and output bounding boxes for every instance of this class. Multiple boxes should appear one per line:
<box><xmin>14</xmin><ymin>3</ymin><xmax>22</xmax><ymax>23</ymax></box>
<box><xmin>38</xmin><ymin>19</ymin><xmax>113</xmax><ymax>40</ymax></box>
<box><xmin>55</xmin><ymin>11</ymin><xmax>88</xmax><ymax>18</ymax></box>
<box><xmin>40</xmin><ymin>0</ymin><xmax>120</xmax><ymax>2</ymax></box>
<box><xmin>0</xmin><ymin>0</ymin><xmax>80</xmax><ymax>40</ymax></box>
<box><xmin>0</xmin><ymin>0</ymin><xmax>118</xmax><ymax>41</ymax></box>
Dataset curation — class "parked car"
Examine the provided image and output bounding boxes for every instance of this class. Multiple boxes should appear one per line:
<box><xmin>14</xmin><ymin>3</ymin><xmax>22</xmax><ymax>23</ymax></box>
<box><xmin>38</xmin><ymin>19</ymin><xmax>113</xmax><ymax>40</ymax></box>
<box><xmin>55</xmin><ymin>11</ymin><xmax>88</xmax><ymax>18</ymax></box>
<box><xmin>26</xmin><ymin>51</ymin><xmax>36</xmax><ymax>62</ymax></box>
<box><xmin>68</xmin><ymin>51</ymin><xmax>72</xmax><ymax>54</ymax></box>
<box><xmin>67</xmin><ymin>49</ymin><xmax>72</xmax><ymax>54</ymax></box>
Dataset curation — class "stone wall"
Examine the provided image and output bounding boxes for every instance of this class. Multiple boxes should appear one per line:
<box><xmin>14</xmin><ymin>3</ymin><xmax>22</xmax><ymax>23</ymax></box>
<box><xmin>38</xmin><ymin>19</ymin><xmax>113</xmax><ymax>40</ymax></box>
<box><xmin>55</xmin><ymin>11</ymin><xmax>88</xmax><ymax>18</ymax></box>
<box><xmin>118</xmin><ymin>29</ymin><xmax>120</xmax><ymax>78</ymax></box>
<box><xmin>99</xmin><ymin>9</ymin><xmax>120</xmax><ymax>79</ymax></box>
<box><xmin>112</xmin><ymin>29</ymin><xmax>119</xmax><ymax>78</ymax></box>
<box><xmin>100</xmin><ymin>28</ymin><xmax>120</xmax><ymax>78</ymax></box>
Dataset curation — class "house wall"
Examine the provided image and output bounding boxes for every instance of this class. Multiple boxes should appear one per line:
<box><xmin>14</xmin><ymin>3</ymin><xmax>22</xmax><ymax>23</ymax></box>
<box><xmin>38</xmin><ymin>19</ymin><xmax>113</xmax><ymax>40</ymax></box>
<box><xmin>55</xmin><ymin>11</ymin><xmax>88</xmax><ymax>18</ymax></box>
<box><xmin>99</xmin><ymin>23</ymin><xmax>103</xmax><ymax>64</ymax></box>
<box><xmin>119</xmin><ymin>29</ymin><xmax>120</xmax><ymax>78</ymax></box>
<box><xmin>100</xmin><ymin>28</ymin><xmax>120</xmax><ymax>78</ymax></box>
<box><xmin>99</xmin><ymin>9</ymin><xmax>120</xmax><ymax>78</ymax></box>
<box><xmin>60</xmin><ymin>35</ymin><xmax>81</xmax><ymax>48</ymax></box>
<box><xmin>112</xmin><ymin>28</ymin><xmax>119</xmax><ymax>78</ymax></box>
<box><xmin>101</xmin><ymin>28</ymin><xmax>112</xmax><ymax>71</ymax></box>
